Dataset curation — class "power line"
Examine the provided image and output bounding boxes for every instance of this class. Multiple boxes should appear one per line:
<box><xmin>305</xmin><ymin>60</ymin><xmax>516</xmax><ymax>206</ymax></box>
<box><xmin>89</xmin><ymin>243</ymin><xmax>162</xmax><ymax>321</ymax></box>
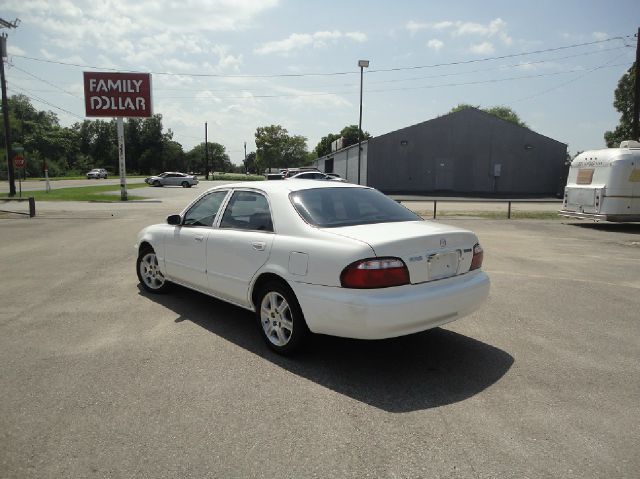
<box><xmin>7</xmin><ymin>83</ymin><xmax>84</xmax><ymax>119</ymax></box>
<box><xmin>510</xmin><ymin>52</ymin><xmax>629</xmax><ymax>104</ymax></box>
<box><xmin>10</xmin><ymin>36</ymin><xmax>632</xmax><ymax>79</ymax></box>
<box><xmin>152</xmin><ymin>62</ymin><xmax>631</xmax><ymax>100</ymax></box>
<box><xmin>8</xmin><ymin>63</ymin><xmax>82</xmax><ymax>99</ymax></box>
<box><xmin>145</xmin><ymin>44</ymin><xmax>630</xmax><ymax>93</ymax></box>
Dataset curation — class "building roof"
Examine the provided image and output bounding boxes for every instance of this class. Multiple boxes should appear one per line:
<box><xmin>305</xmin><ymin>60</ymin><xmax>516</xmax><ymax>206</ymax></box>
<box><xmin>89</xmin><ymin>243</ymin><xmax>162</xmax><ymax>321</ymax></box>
<box><xmin>375</xmin><ymin>107</ymin><xmax>567</xmax><ymax>147</ymax></box>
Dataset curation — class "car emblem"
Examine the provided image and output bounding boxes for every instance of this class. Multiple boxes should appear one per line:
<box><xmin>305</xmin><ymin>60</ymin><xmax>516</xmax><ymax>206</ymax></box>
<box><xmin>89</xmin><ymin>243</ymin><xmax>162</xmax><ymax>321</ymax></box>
<box><xmin>440</xmin><ymin>238</ymin><xmax>447</xmax><ymax>248</ymax></box>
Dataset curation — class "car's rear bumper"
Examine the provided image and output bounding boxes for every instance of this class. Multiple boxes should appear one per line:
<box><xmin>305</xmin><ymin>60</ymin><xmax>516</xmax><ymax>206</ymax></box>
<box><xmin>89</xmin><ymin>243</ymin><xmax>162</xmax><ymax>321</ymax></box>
<box><xmin>290</xmin><ymin>270</ymin><xmax>490</xmax><ymax>339</ymax></box>
<box><xmin>558</xmin><ymin>209</ymin><xmax>640</xmax><ymax>222</ymax></box>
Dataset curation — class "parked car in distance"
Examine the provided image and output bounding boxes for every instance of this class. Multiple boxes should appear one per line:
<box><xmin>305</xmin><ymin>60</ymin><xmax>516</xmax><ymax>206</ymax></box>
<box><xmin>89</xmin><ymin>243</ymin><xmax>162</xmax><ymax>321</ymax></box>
<box><xmin>86</xmin><ymin>168</ymin><xmax>108</xmax><ymax>179</ymax></box>
<box><xmin>281</xmin><ymin>167</ymin><xmax>320</xmax><ymax>178</ymax></box>
<box><xmin>135</xmin><ymin>180</ymin><xmax>490</xmax><ymax>355</ymax></box>
<box><xmin>265</xmin><ymin>173</ymin><xmax>284</xmax><ymax>180</ymax></box>
<box><xmin>145</xmin><ymin>172</ymin><xmax>199</xmax><ymax>188</ymax></box>
<box><xmin>287</xmin><ymin>171</ymin><xmax>346</xmax><ymax>181</ymax></box>
<box><xmin>325</xmin><ymin>173</ymin><xmax>344</xmax><ymax>181</ymax></box>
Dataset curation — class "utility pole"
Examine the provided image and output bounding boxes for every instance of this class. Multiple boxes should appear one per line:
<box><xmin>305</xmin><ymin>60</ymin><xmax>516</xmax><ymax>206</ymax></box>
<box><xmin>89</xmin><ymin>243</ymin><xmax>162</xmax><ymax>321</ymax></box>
<box><xmin>204</xmin><ymin>122</ymin><xmax>209</xmax><ymax>180</ymax></box>
<box><xmin>244</xmin><ymin>141</ymin><xmax>247</xmax><ymax>173</ymax></box>
<box><xmin>632</xmin><ymin>27</ymin><xmax>640</xmax><ymax>141</ymax></box>
<box><xmin>0</xmin><ymin>18</ymin><xmax>19</xmax><ymax>197</ymax></box>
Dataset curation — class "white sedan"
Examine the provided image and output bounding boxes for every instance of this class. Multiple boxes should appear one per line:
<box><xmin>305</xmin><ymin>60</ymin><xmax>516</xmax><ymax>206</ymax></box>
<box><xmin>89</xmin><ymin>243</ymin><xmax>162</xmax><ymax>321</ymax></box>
<box><xmin>145</xmin><ymin>172</ymin><xmax>199</xmax><ymax>188</ymax></box>
<box><xmin>135</xmin><ymin>181</ymin><xmax>490</xmax><ymax>354</ymax></box>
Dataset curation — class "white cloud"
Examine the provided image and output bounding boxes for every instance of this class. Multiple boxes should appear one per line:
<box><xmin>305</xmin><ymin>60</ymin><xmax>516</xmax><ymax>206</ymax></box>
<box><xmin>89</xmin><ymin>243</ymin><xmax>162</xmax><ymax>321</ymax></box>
<box><xmin>406</xmin><ymin>21</ymin><xmax>429</xmax><ymax>35</ymax></box>
<box><xmin>8</xmin><ymin>45</ymin><xmax>26</xmax><ymax>55</ymax></box>
<box><xmin>255</xmin><ymin>33</ymin><xmax>313</xmax><ymax>55</ymax></box>
<box><xmin>469</xmin><ymin>42</ymin><xmax>495</xmax><ymax>55</ymax></box>
<box><xmin>426</xmin><ymin>39</ymin><xmax>444</xmax><ymax>51</ymax></box>
<box><xmin>592</xmin><ymin>31</ymin><xmax>608</xmax><ymax>41</ymax></box>
<box><xmin>429</xmin><ymin>18</ymin><xmax>512</xmax><ymax>46</ymax></box>
<box><xmin>254</xmin><ymin>30</ymin><xmax>367</xmax><ymax>55</ymax></box>
<box><xmin>345</xmin><ymin>32</ymin><xmax>367</xmax><ymax>43</ymax></box>
<box><xmin>433</xmin><ymin>21</ymin><xmax>454</xmax><ymax>30</ymax></box>
<box><xmin>212</xmin><ymin>45</ymin><xmax>243</xmax><ymax>71</ymax></box>
<box><xmin>3</xmin><ymin>0</ymin><xmax>277</xmax><ymax>70</ymax></box>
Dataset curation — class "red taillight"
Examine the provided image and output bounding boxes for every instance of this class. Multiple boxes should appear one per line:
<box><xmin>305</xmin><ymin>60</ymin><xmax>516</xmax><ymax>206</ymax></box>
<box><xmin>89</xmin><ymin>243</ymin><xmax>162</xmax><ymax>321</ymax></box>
<box><xmin>470</xmin><ymin>243</ymin><xmax>483</xmax><ymax>271</ymax></box>
<box><xmin>340</xmin><ymin>257</ymin><xmax>410</xmax><ymax>289</ymax></box>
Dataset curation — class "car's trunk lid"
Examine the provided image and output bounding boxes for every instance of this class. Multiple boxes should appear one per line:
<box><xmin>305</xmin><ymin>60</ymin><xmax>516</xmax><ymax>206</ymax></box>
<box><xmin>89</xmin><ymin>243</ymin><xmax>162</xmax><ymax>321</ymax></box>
<box><xmin>325</xmin><ymin>221</ymin><xmax>478</xmax><ymax>283</ymax></box>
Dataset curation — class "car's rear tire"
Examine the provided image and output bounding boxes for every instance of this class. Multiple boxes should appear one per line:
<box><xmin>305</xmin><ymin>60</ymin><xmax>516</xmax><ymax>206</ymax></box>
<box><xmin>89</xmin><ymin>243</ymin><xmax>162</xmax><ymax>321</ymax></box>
<box><xmin>255</xmin><ymin>281</ymin><xmax>309</xmax><ymax>355</ymax></box>
<box><xmin>181</xmin><ymin>181</ymin><xmax>189</xmax><ymax>188</ymax></box>
<box><xmin>137</xmin><ymin>247</ymin><xmax>171</xmax><ymax>294</ymax></box>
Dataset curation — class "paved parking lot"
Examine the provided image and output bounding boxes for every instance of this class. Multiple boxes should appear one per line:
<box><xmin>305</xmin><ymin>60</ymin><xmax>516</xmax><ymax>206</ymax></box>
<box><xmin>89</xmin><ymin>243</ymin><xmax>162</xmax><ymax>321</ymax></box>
<box><xmin>1</xmin><ymin>186</ymin><xmax>639</xmax><ymax>478</ymax></box>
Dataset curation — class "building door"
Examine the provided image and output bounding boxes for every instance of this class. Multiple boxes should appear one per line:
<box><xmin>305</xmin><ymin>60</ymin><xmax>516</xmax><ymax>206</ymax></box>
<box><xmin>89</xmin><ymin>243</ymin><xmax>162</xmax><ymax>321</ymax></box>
<box><xmin>324</xmin><ymin>158</ymin><xmax>334</xmax><ymax>174</ymax></box>
<box><xmin>435</xmin><ymin>159</ymin><xmax>454</xmax><ymax>191</ymax></box>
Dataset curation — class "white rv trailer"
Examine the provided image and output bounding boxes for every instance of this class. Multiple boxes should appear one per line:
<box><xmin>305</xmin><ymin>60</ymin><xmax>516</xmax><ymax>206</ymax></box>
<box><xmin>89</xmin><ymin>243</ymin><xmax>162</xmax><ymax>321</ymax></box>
<box><xmin>559</xmin><ymin>140</ymin><xmax>640</xmax><ymax>222</ymax></box>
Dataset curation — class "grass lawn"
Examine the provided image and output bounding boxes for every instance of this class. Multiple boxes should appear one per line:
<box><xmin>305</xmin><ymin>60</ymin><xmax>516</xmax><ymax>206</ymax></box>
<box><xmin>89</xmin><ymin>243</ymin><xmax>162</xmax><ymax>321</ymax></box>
<box><xmin>1</xmin><ymin>183</ymin><xmax>148</xmax><ymax>202</ymax></box>
<box><xmin>21</xmin><ymin>175</ymin><xmax>148</xmax><ymax>181</ymax></box>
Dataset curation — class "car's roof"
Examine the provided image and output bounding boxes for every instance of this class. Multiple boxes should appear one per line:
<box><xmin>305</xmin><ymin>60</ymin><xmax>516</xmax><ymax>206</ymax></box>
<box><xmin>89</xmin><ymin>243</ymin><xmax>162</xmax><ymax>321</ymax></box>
<box><xmin>205</xmin><ymin>179</ymin><xmax>365</xmax><ymax>195</ymax></box>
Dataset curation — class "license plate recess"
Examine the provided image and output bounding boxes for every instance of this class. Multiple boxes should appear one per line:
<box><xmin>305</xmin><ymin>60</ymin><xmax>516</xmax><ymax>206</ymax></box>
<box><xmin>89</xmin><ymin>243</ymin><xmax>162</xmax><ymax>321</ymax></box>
<box><xmin>427</xmin><ymin>251</ymin><xmax>459</xmax><ymax>280</ymax></box>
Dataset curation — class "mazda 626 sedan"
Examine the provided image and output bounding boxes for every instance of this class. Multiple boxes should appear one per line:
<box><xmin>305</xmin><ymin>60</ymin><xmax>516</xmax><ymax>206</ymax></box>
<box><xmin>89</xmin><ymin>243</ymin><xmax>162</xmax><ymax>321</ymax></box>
<box><xmin>135</xmin><ymin>180</ymin><xmax>490</xmax><ymax>354</ymax></box>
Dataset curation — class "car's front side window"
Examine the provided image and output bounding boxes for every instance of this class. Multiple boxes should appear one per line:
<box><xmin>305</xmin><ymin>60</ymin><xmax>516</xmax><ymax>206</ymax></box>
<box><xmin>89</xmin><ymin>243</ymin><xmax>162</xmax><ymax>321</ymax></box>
<box><xmin>182</xmin><ymin>190</ymin><xmax>228</xmax><ymax>227</ymax></box>
<box><xmin>219</xmin><ymin>191</ymin><xmax>273</xmax><ymax>232</ymax></box>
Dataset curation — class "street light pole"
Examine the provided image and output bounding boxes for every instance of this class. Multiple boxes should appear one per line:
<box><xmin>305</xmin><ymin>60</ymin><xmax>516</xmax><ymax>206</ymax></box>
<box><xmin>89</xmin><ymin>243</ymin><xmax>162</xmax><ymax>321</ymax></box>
<box><xmin>357</xmin><ymin>59</ymin><xmax>369</xmax><ymax>185</ymax></box>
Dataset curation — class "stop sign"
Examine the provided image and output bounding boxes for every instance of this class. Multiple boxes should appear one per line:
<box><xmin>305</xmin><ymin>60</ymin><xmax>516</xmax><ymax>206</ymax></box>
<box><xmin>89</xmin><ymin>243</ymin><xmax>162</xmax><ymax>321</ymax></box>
<box><xmin>13</xmin><ymin>155</ymin><xmax>25</xmax><ymax>168</ymax></box>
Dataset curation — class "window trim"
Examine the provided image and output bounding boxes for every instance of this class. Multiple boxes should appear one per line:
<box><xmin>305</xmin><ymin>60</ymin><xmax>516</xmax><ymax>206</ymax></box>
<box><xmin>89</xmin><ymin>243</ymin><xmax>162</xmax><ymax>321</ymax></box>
<box><xmin>217</xmin><ymin>188</ymin><xmax>276</xmax><ymax>233</ymax></box>
<box><xmin>181</xmin><ymin>189</ymin><xmax>230</xmax><ymax>228</ymax></box>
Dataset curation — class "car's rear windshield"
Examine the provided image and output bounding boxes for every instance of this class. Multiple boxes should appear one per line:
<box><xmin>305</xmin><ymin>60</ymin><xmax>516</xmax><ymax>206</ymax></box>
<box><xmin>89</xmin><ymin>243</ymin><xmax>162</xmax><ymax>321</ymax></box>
<box><xmin>290</xmin><ymin>187</ymin><xmax>422</xmax><ymax>227</ymax></box>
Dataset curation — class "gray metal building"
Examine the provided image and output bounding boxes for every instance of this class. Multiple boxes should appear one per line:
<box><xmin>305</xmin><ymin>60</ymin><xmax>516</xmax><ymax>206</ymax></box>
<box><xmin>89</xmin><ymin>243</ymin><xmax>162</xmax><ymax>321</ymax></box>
<box><xmin>313</xmin><ymin>107</ymin><xmax>568</xmax><ymax>196</ymax></box>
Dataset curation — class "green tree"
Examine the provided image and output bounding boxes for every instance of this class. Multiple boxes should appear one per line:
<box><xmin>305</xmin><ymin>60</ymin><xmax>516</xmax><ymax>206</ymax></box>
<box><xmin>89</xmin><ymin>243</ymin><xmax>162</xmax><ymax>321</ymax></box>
<box><xmin>449</xmin><ymin>104</ymin><xmax>528</xmax><ymax>128</ymax></box>
<box><xmin>255</xmin><ymin>125</ymin><xmax>309</xmax><ymax>172</ymax></box>
<box><xmin>186</xmin><ymin>142</ymin><xmax>231</xmax><ymax>174</ymax></box>
<box><xmin>244</xmin><ymin>151</ymin><xmax>257</xmax><ymax>173</ymax></box>
<box><xmin>313</xmin><ymin>125</ymin><xmax>371</xmax><ymax>158</ymax></box>
<box><xmin>314</xmin><ymin>133</ymin><xmax>341</xmax><ymax>157</ymax></box>
<box><xmin>604</xmin><ymin>63</ymin><xmax>636</xmax><ymax>147</ymax></box>
<box><xmin>450</xmin><ymin>103</ymin><xmax>480</xmax><ymax>113</ymax></box>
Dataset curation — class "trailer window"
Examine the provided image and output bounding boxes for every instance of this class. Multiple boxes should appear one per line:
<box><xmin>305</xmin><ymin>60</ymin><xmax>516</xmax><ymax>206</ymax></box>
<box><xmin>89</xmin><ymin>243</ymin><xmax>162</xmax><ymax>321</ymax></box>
<box><xmin>576</xmin><ymin>169</ymin><xmax>594</xmax><ymax>185</ymax></box>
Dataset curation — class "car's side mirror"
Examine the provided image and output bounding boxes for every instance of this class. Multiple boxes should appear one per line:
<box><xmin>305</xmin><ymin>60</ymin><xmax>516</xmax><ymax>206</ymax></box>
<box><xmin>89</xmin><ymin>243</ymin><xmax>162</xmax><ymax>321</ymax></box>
<box><xmin>167</xmin><ymin>214</ymin><xmax>182</xmax><ymax>225</ymax></box>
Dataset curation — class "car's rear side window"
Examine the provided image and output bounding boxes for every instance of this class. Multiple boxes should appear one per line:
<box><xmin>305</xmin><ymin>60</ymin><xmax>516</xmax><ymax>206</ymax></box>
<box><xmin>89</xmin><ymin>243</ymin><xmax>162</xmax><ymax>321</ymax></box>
<box><xmin>220</xmin><ymin>191</ymin><xmax>274</xmax><ymax>232</ymax></box>
<box><xmin>290</xmin><ymin>187</ymin><xmax>422</xmax><ymax>227</ymax></box>
<box><xmin>183</xmin><ymin>190</ymin><xmax>228</xmax><ymax>227</ymax></box>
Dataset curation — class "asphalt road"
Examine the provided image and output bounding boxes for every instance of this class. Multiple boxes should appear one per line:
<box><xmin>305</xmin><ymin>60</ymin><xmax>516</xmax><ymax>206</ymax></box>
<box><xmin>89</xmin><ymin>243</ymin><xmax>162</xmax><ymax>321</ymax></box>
<box><xmin>1</xmin><ymin>187</ymin><xmax>639</xmax><ymax>478</ymax></box>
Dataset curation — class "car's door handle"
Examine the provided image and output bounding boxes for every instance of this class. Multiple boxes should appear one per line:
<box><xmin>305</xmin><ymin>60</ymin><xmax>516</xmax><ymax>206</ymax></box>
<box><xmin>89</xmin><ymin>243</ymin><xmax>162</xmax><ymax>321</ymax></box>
<box><xmin>195</xmin><ymin>235</ymin><xmax>204</xmax><ymax>242</ymax></box>
<box><xmin>252</xmin><ymin>241</ymin><xmax>266</xmax><ymax>251</ymax></box>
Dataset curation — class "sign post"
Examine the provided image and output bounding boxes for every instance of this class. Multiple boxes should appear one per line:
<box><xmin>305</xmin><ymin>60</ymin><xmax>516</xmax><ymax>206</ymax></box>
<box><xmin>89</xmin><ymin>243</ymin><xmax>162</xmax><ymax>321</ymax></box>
<box><xmin>117</xmin><ymin>117</ymin><xmax>126</xmax><ymax>201</ymax></box>
<box><xmin>13</xmin><ymin>154</ymin><xmax>24</xmax><ymax>197</ymax></box>
<box><xmin>83</xmin><ymin>72</ymin><xmax>152</xmax><ymax>201</ymax></box>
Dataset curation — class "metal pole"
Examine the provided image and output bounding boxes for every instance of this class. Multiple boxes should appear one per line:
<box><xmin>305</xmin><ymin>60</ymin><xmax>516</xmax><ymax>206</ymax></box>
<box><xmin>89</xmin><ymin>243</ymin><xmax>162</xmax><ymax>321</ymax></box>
<box><xmin>508</xmin><ymin>201</ymin><xmax>512</xmax><ymax>219</ymax></box>
<box><xmin>433</xmin><ymin>201</ymin><xmax>437</xmax><ymax>219</ymax></box>
<box><xmin>357</xmin><ymin>65</ymin><xmax>363</xmax><ymax>185</ymax></box>
<box><xmin>0</xmin><ymin>37</ymin><xmax>15</xmax><ymax>197</ymax></box>
<box><xmin>117</xmin><ymin>117</ymin><xmax>127</xmax><ymax>201</ymax></box>
<box><xmin>244</xmin><ymin>141</ymin><xmax>247</xmax><ymax>173</ymax></box>
<box><xmin>632</xmin><ymin>27</ymin><xmax>640</xmax><ymax>140</ymax></box>
<box><xmin>205</xmin><ymin>122</ymin><xmax>209</xmax><ymax>180</ymax></box>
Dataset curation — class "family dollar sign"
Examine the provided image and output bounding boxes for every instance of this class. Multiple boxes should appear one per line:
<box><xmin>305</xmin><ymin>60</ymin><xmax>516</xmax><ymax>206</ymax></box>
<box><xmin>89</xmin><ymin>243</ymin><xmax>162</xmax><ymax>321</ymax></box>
<box><xmin>83</xmin><ymin>72</ymin><xmax>153</xmax><ymax>118</ymax></box>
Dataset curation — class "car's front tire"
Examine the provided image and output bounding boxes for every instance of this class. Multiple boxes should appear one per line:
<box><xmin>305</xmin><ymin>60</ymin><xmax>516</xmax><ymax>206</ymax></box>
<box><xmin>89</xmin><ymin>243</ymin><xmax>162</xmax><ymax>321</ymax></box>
<box><xmin>181</xmin><ymin>181</ymin><xmax>189</xmax><ymax>188</ymax></box>
<box><xmin>153</xmin><ymin>180</ymin><xmax>162</xmax><ymax>187</ymax></box>
<box><xmin>255</xmin><ymin>281</ymin><xmax>309</xmax><ymax>355</ymax></box>
<box><xmin>137</xmin><ymin>247</ymin><xmax>171</xmax><ymax>294</ymax></box>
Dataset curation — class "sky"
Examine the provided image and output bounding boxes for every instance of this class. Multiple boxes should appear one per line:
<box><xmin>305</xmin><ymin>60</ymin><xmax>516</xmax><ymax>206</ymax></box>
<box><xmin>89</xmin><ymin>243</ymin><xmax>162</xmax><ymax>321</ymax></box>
<box><xmin>2</xmin><ymin>0</ymin><xmax>639</xmax><ymax>165</ymax></box>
